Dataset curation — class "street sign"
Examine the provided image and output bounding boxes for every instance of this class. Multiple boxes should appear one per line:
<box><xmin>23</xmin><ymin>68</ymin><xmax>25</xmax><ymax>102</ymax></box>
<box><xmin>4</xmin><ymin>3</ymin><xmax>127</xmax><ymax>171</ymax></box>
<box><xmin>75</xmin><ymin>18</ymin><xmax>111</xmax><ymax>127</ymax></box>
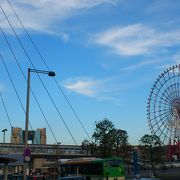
<box><xmin>24</xmin><ymin>148</ymin><xmax>31</xmax><ymax>157</ymax></box>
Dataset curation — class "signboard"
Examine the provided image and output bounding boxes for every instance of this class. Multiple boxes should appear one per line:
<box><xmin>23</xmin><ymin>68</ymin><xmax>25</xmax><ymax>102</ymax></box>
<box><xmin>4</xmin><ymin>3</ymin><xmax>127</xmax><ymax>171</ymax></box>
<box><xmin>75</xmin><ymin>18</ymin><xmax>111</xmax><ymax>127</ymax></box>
<box><xmin>24</xmin><ymin>148</ymin><xmax>31</xmax><ymax>157</ymax></box>
<box><xmin>24</xmin><ymin>148</ymin><xmax>31</xmax><ymax>162</ymax></box>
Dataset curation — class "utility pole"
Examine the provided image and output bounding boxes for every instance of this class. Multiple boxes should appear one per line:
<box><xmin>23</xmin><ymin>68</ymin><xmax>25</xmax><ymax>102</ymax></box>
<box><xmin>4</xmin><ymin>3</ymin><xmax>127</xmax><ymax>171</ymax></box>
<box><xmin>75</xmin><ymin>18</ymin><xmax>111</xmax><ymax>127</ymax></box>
<box><xmin>23</xmin><ymin>68</ymin><xmax>55</xmax><ymax>180</ymax></box>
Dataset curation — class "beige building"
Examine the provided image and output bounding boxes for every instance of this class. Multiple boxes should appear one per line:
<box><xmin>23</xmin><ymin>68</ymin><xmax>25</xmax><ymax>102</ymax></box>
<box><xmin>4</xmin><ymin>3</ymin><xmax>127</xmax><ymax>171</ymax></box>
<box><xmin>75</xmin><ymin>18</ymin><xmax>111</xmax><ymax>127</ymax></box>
<box><xmin>11</xmin><ymin>127</ymin><xmax>22</xmax><ymax>144</ymax></box>
<box><xmin>11</xmin><ymin>127</ymin><xmax>46</xmax><ymax>144</ymax></box>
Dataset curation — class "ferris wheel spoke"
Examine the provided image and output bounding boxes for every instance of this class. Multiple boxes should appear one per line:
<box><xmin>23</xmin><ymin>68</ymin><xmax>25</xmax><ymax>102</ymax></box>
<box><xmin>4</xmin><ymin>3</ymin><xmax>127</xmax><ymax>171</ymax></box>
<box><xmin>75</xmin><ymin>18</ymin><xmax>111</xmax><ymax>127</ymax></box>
<box><xmin>151</xmin><ymin>116</ymin><xmax>169</xmax><ymax>128</ymax></box>
<box><xmin>152</xmin><ymin>85</ymin><xmax>173</xmax><ymax>103</ymax></box>
<box><xmin>155</xmin><ymin>100</ymin><xmax>170</xmax><ymax>106</ymax></box>
<box><xmin>150</xmin><ymin>88</ymin><xmax>168</xmax><ymax>102</ymax></box>
<box><xmin>173</xmin><ymin>83</ymin><xmax>180</xmax><ymax>98</ymax></box>
<box><xmin>168</xmin><ymin>75</ymin><xmax>179</xmax><ymax>99</ymax></box>
<box><xmin>149</xmin><ymin>104</ymin><xmax>169</xmax><ymax>109</ymax></box>
<box><xmin>152</xmin><ymin>119</ymin><xmax>173</xmax><ymax>135</ymax></box>
<box><xmin>165</xmin><ymin>85</ymin><xmax>177</xmax><ymax>101</ymax></box>
<box><xmin>156</xmin><ymin>78</ymin><xmax>176</xmax><ymax>102</ymax></box>
<box><xmin>172</xmin><ymin>69</ymin><xmax>180</xmax><ymax>91</ymax></box>
<box><xmin>153</xmin><ymin>114</ymin><xmax>171</xmax><ymax>133</ymax></box>
<box><xmin>158</xmin><ymin>114</ymin><xmax>171</xmax><ymax>138</ymax></box>
<box><xmin>162</xmin><ymin>87</ymin><xmax>176</xmax><ymax>102</ymax></box>
<box><xmin>178</xmin><ymin>72</ymin><xmax>180</xmax><ymax>97</ymax></box>
<box><xmin>161</xmin><ymin>92</ymin><xmax>174</xmax><ymax>103</ymax></box>
<box><xmin>169</xmin><ymin>84</ymin><xmax>178</xmax><ymax>99</ymax></box>
<box><xmin>151</xmin><ymin>92</ymin><xmax>171</xmax><ymax>104</ymax></box>
<box><xmin>149</xmin><ymin>96</ymin><xmax>170</xmax><ymax>106</ymax></box>
<box><xmin>162</xmin><ymin>127</ymin><xmax>170</xmax><ymax>144</ymax></box>
<box><xmin>160</xmin><ymin>116</ymin><xmax>173</xmax><ymax>143</ymax></box>
<box><xmin>175</xmin><ymin>87</ymin><xmax>180</xmax><ymax>98</ymax></box>
<box><xmin>148</xmin><ymin>65</ymin><xmax>180</xmax><ymax>145</ymax></box>
<box><xmin>158</xmin><ymin>126</ymin><xmax>167</xmax><ymax>139</ymax></box>
<box><xmin>160</xmin><ymin>116</ymin><xmax>174</xmax><ymax>145</ymax></box>
<box><xmin>164</xmin><ymin>71</ymin><xmax>176</xmax><ymax>90</ymax></box>
<box><xmin>166</xmin><ymin>84</ymin><xmax>176</xmax><ymax>98</ymax></box>
<box><xmin>154</xmin><ymin>83</ymin><xmax>171</xmax><ymax>103</ymax></box>
<box><xmin>167</xmin><ymin>69</ymin><xmax>174</xmax><ymax>81</ymax></box>
<box><xmin>175</xmin><ymin>67</ymin><xmax>180</xmax><ymax>97</ymax></box>
<box><xmin>148</xmin><ymin>108</ymin><xmax>170</xmax><ymax>116</ymax></box>
<box><xmin>151</xmin><ymin>111</ymin><xmax>170</xmax><ymax>128</ymax></box>
<box><xmin>169</xmin><ymin>121</ymin><xmax>175</xmax><ymax>141</ymax></box>
<box><xmin>162</xmin><ymin>75</ymin><xmax>177</xmax><ymax>100</ymax></box>
<box><xmin>150</xmin><ymin>108</ymin><xmax>169</xmax><ymax>120</ymax></box>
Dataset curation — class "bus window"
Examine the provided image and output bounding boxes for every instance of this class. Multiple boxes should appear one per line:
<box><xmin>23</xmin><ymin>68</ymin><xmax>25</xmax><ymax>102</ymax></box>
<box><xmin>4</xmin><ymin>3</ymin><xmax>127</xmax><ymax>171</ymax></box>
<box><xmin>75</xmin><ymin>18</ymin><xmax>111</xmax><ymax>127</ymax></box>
<box><xmin>106</xmin><ymin>160</ymin><xmax>122</xmax><ymax>167</ymax></box>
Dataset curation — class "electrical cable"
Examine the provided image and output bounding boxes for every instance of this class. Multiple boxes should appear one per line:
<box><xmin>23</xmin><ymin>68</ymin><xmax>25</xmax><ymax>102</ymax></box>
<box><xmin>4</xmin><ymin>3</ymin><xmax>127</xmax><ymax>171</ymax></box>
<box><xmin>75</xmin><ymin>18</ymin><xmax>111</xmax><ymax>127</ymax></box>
<box><xmin>0</xmin><ymin>52</ymin><xmax>40</xmax><ymax>144</ymax></box>
<box><xmin>0</xmin><ymin>4</ymin><xmax>77</xmax><ymax>145</ymax></box>
<box><xmin>0</xmin><ymin>91</ymin><xmax>18</xmax><ymax>144</ymax></box>
<box><xmin>5</xmin><ymin>0</ymin><xmax>92</xmax><ymax>143</ymax></box>
<box><xmin>0</xmin><ymin>25</ymin><xmax>57</xmax><ymax>144</ymax></box>
<box><xmin>0</xmin><ymin>92</ymin><xmax>13</xmax><ymax>127</ymax></box>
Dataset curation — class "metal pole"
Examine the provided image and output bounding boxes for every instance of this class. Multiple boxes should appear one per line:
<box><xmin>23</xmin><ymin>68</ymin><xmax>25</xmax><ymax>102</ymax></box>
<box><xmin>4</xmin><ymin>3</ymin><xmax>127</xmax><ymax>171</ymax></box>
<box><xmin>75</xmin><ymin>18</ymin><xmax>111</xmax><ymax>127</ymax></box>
<box><xmin>23</xmin><ymin>68</ymin><xmax>55</xmax><ymax>180</ymax></box>
<box><xmin>2</xmin><ymin>129</ymin><xmax>7</xmax><ymax>144</ymax></box>
<box><xmin>3</xmin><ymin>163</ymin><xmax>8</xmax><ymax>180</ymax></box>
<box><xmin>3</xmin><ymin>131</ymin><xmax>5</xmax><ymax>143</ymax></box>
<box><xmin>23</xmin><ymin>68</ymin><xmax>31</xmax><ymax>180</ymax></box>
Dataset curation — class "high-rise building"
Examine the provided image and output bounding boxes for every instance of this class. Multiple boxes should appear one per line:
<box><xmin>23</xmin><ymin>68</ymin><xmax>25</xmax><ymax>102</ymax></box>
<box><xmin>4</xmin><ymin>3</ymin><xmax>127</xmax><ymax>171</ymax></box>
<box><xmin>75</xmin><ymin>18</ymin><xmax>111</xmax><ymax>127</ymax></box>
<box><xmin>37</xmin><ymin>128</ymin><xmax>46</xmax><ymax>144</ymax></box>
<box><xmin>11</xmin><ymin>127</ymin><xmax>23</xmax><ymax>144</ymax></box>
<box><xmin>11</xmin><ymin>127</ymin><xmax>46</xmax><ymax>144</ymax></box>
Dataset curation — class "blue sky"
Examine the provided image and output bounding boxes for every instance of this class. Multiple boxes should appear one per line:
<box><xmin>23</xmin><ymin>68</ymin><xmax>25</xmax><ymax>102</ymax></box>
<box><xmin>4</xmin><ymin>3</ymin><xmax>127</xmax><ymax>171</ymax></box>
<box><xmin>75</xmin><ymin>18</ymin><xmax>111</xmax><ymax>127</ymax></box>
<box><xmin>0</xmin><ymin>0</ymin><xmax>180</xmax><ymax>145</ymax></box>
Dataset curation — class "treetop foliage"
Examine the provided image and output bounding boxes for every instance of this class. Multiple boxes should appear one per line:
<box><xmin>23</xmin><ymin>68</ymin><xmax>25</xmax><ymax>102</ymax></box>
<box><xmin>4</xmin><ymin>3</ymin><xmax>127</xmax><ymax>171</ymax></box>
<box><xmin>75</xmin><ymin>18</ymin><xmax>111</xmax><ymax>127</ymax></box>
<box><xmin>83</xmin><ymin>118</ymin><xmax>131</xmax><ymax>159</ymax></box>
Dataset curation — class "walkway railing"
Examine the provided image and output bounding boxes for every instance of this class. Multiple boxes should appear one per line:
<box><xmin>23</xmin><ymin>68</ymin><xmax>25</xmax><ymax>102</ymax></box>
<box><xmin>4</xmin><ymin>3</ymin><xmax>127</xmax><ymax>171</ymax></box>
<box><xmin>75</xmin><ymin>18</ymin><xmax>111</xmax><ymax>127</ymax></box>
<box><xmin>0</xmin><ymin>143</ymin><xmax>91</xmax><ymax>157</ymax></box>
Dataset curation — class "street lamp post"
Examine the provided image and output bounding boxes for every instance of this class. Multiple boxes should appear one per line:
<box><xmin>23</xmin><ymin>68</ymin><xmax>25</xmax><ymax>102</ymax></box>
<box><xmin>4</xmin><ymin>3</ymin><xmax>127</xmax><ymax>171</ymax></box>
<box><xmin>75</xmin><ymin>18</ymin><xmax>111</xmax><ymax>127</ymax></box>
<box><xmin>2</xmin><ymin>129</ymin><xmax>7</xmax><ymax>143</ymax></box>
<box><xmin>23</xmin><ymin>68</ymin><xmax>55</xmax><ymax>180</ymax></box>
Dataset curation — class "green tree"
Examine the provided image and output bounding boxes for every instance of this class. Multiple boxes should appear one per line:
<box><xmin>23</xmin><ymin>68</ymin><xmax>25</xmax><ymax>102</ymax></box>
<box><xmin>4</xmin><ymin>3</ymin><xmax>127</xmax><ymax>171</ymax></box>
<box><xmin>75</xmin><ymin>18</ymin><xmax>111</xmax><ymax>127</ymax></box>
<box><xmin>139</xmin><ymin>134</ymin><xmax>163</xmax><ymax>175</ymax></box>
<box><xmin>91</xmin><ymin>118</ymin><xmax>132</xmax><ymax>159</ymax></box>
<box><xmin>81</xmin><ymin>139</ymin><xmax>97</xmax><ymax>155</ymax></box>
<box><xmin>82</xmin><ymin>139</ymin><xmax>91</xmax><ymax>147</ymax></box>
<box><xmin>82</xmin><ymin>118</ymin><xmax>131</xmax><ymax>159</ymax></box>
<box><xmin>113</xmin><ymin>129</ymin><xmax>132</xmax><ymax>162</ymax></box>
<box><xmin>92</xmin><ymin>118</ymin><xmax>115</xmax><ymax>158</ymax></box>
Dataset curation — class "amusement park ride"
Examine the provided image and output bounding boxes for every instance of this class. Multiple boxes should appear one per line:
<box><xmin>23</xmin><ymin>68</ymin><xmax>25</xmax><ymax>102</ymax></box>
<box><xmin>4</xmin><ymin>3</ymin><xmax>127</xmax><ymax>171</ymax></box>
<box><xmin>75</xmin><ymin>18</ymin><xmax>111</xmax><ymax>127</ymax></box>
<box><xmin>147</xmin><ymin>64</ymin><xmax>180</xmax><ymax>161</ymax></box>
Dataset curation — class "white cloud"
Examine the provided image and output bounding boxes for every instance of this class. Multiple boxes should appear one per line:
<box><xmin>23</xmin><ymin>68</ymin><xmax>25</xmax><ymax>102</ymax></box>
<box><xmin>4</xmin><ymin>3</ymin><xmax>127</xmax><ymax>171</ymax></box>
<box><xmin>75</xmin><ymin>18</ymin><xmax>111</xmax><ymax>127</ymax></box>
<box><xmin>122</xmin><ymin>56</ymin><xmax>172</xmax><ymax>72</ymax></box>
<box><xmin>62</xmin><ymin>75</ymin><xmax>151</xmax><ymax>103</ymax></box>
<box><xmin>64</xmin><ymin>77</ymin><xmax>97</xmax><ymax>96</ymax></box>
<box><xmin>122</xmin><ymin>60</ymin><xmax>156</xmax><ymax>71</ymax></box>
<box><xmin>62</xmin><ymin>76</ymin><xmax>123</xmax><ymax>103</ymax></box>
<box><xmin>0</xmin><ymin>0</ymin><xmax>118</xmax><ymax>38</ymax></box>
<box><xmin>91</xmin><ymin>23</ymin><xmax>180</xmax><ymax>56</ymax></box>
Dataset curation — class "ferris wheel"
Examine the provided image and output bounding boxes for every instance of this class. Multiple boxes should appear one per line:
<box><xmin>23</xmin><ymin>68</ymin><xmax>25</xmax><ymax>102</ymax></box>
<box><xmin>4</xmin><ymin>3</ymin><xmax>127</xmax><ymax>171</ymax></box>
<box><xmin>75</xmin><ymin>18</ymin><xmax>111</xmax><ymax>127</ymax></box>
<box><xmin>147</xmin><ymin>64</ymin><xmax>180</xmax><ymax>145</ymax></box>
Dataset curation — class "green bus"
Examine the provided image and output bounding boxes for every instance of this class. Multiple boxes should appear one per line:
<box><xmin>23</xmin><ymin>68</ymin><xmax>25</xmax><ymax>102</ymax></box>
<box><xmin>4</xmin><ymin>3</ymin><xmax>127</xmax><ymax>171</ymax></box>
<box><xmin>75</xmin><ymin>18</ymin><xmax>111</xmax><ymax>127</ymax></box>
<box><xmin>58</xmin><ymin>158</ymin><xmax>125</xmax><ymax>180</ymax></box>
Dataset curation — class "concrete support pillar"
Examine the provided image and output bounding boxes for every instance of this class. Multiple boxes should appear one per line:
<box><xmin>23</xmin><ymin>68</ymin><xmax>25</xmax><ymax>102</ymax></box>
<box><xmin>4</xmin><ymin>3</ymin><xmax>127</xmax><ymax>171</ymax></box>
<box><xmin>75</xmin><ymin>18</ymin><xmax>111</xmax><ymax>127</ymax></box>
<box><xmin>33</xmin><ymin>158</ymin><xmax>45</xmax><ymax>170</ymax></box>
<box><xmin>3</xmin><ymin>163</ymin><xmax>8</xmax><ymax>180</ymax></box>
